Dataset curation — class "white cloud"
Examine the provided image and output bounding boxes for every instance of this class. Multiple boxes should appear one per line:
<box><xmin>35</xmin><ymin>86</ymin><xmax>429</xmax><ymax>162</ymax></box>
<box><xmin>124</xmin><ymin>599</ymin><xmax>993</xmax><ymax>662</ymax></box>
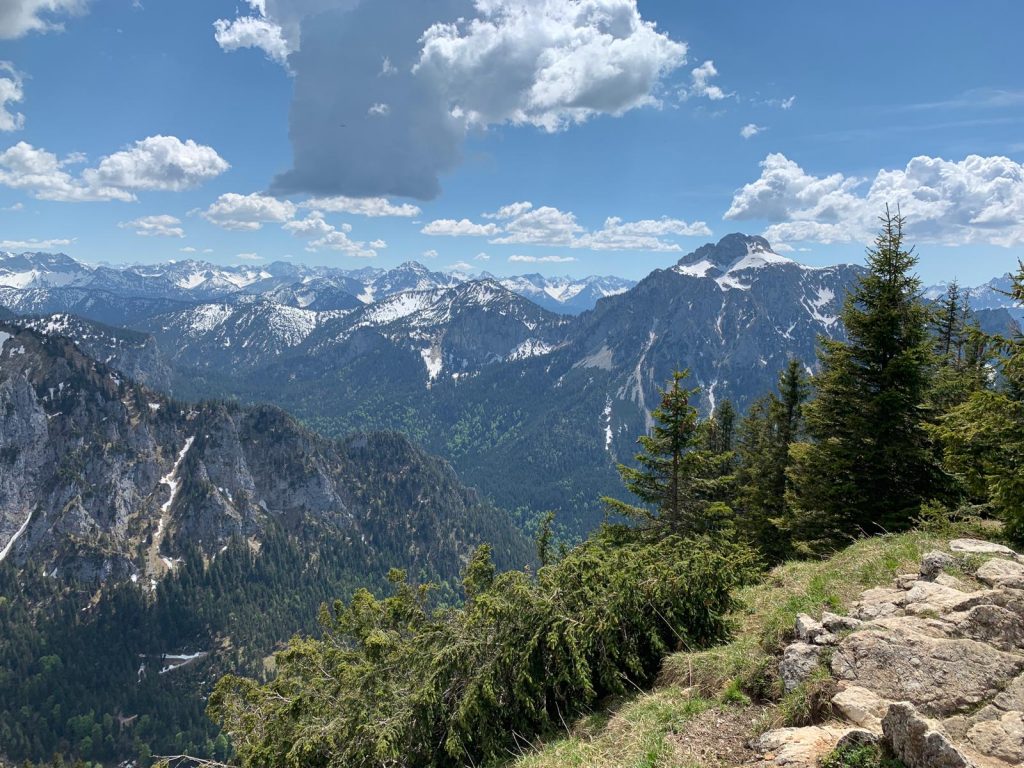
<box><xmin>284</xmin><ymin>210</ymin><xmax>379</xmax><ymax>258</ymax></box>
<box><xmin>259</xmin><ymin>0</ymin><xmax>688</xmax><ymax>199</ymax></box>
<box><xmin>202</xmin><ymin>192</ymin><xmax>297</xmax><ymax>230</ymax></box>
<box><xmin>83</xmin><ymin>136</ymin><xmax>229</xmax><ymax>192</ymax></box>
<box><xmin>368</xmin><ymin>102</ymin><xmax>390</xmax><ymax>116</ymax></box>
<box><xmin>3</xmin><ymin>201</ymin><xmax>23</xmax><ymax>211</ymax></box>
<box><xmin>421</xmin><ymin>218</ymin><xmax>501</xmax><ymax>237</ymax></box>
<box><xmin>508</xmin><ymin>254</ymin><xmax>577</xmax><ymax>263</ymax></box>
<box><xmin>446</xmin><ymin>260</ymin><xmax>475</xmax><ymax>271</ymax></box>
<box><xmin>306</xmin><ymin>195</ymin><xmax>420</xmax><ymax>217</ymax></box>
<box><xmin>474</xmin><ymin>251</ymin><xmax>490</xmax><ymax>261</ymax></box>
<box><xmin>119</xmin><ymin>214</ymin><xmax>184</xmax><ymax>238</ymax></box>
<box><xmin>681</xmin><ymin>60</ymin><xmax>729</xmax><ymax>101</ymax></box>
<box><xmin>213</xmin><ymin>15</ymin><xmax>290</xmax><ymax>65</ymax></box>
<box><xmin>726</xmin><ymin>152</ymin><xmax>1024</xmax><ymax>247</ymax></box>
<box><xmin>451</xmin><ymin>201</ymin><xmax>710</xmax><ymax>250</ymax></box>
<box><xmin>0</xmin><ymin>142</ymin><xmax>131</xmax><ymax>201</ymax></box>
<box><xmin>0</xmin><ymin>0</ymin><xmax>88</xmax><ymax>39</ymax></box>
<box><xmin>0</xmin><ymin>236</ymin><xmax>74</xmax><ymax>250</ymax></box>
<box><xmin>235</xmin><ymin>252</ymin><xmax>263</xmax><ymax>261</ymax></box>
<box><xmin>414</xmin><ymin>0</ymin><xmax>688</xmax><ymax>133</ymax></box>
<box><xmin>179</xmin><ymin>246</ymin><xmax>197</xmax><ymax>253</ymax></box>
<box><xmin>0</xmin><ymin>62</ymin><xmax>25</xmax><ymax>131</ymax></box>
<box><xmin>740</xmin><ymin>123</ymin><xmax>765</xmax><ymax>139</ymax></box>
<box><xmin>0</xmin><ymin>136</ymin><xmax>228</xmax><ymax>202</ymax></box>
<box><xmin>421</xmin><ymin>248</ymin><xmax>438</xmax><ymax>259</ymax></box>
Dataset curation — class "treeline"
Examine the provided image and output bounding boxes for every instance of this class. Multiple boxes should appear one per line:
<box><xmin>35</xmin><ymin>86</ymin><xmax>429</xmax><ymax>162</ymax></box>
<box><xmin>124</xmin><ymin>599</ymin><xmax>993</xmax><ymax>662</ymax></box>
<box><xmin>209</xmin><ymin>209</ymin><xmax>1023</xmax><ymax>768</ymax></box>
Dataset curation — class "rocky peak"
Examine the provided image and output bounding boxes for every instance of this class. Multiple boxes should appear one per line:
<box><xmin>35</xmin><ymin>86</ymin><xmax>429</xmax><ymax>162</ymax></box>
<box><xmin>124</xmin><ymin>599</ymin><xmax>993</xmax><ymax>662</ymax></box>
<box><xmin>676</xmin><ymin>233</ymin><xmax>778</xmax><ymax>272</ymax></box>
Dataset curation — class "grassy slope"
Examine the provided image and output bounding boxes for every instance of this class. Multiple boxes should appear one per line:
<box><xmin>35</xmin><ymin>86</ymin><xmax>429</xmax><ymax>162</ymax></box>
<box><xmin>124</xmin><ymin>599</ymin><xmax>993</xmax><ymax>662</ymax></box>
<box><xmin>508</xmin><ymin>529</ymin><xmax>987</xmax><ymax>768</ymax></box>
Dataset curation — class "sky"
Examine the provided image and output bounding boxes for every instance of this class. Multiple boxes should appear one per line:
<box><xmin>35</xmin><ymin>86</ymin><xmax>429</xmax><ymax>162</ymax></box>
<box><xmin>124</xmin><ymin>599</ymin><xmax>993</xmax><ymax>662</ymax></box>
<box><xmin>0</xmin><ymin>0</ymin><xmax>1023</xmax><ymax>285</ymax></box>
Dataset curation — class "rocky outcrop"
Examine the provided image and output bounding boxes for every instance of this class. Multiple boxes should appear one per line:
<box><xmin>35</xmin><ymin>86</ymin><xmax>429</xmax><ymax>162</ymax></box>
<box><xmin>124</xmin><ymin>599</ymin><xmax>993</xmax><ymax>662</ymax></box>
<box><xmin>747</xmin><ymin>539</ymin><xmax>1024</xmax><ymax>768</ymax></box>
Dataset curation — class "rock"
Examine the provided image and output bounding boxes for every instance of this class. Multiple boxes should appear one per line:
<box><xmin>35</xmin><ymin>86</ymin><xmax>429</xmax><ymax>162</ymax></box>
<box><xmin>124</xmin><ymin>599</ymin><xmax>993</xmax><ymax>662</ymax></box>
<box><xmin>751</xmin><ymin>725</ymin><xmax>854</xmax><ymax>767</ymax></box>
<box><xmin>950</xmin><ymin>539</ymin><xmax>1019</xmax><ymax>558</ymax></box>
<box><xmin>779</xmin><ymin>642</ymin><xmax>823</xmax><ymax>693</ymax></box>
<box><xmin>882</xmin><ymin>702</ymin><xmax>976</xmax><ymax>768</ymax></box>
<box><xmin>991</xmin><ymin>672</ymin><xmax>1024</xmax><ymax>712</ymax></box>
<box><xmin>852</xmin><ymin>587</ymin><xmax>906</xmax><ymax>620</ymax></box>
<box><xmin>821</xmin><ymin>612</ymin><xmax>863</xmax><ymax>633</ymax></box>
<box><xmin>897</xmin><ymin>573</ymin><xmax>922</xmax><ymax>589</ymax></box>
<box><xmin>812</xmin><ymin>631</ymin><xmax>840</xmax><ymax>646</ymax></box>
<box><xmin>951</xmin><ymin>604</ymin><xmax>1024</xmax><ymax>653</ymax></box>
<box><xmin>833</xmin><ymin>728</ymin><xmax>879</xmax><ymax>750</ymax></box>
<box><xmin>920</xmin><ymin>550</ymin><xmax>955</xmax><ymax>581</ymax></box>
<box><xmin>975</xmin><ymin>558</ymin><xmax>1024</xmax><ymax>590</ymax></box>
<box><xmin>832</xmin><ymin>685</ymin><xmax>890</xmax><ymax>733</ymax></box>
<box><xmin>794</xmin><ymin>613</ymin><xmax>825</xmax><ymax>643</ymax></box>
<box><xmin>965</xmin><ymin>711</ymin><xmax>1024</xmax><ymax>765</ymax></box>
<box><xmin>831</xmin><ymin>621</ymin><xmax>1024</xmax><ymax>716</ymax></box>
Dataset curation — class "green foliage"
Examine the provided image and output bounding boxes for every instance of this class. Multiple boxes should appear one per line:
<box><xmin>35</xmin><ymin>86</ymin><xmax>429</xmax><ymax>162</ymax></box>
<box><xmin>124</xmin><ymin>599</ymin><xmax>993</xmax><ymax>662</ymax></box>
<box><xmin>791</xmin><ymin>208</ymin><xmax>942</xmax><ymax>545</ymax></box>
<box><xmin>820</xmin><ymin>743</ymin><xmax>905</xmax><ymax>768</ymax></box>
<box><xmin>208</xmin><ymin>530</ymin><xmax>756</xmax><ymax>767</ymax></box>
<box><xmin>735</xmin><ymin>359</ymin><xmax>809</xmax><ymax>562</ymax></box>
<box><xmin>603</xmin><ymin>371</ymin><xmax>735</xmax><ymax>536</ymax></box>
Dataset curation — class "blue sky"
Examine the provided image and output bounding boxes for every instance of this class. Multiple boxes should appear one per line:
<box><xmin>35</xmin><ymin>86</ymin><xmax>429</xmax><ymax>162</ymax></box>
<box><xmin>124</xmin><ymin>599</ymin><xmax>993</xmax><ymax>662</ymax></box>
<box><xmin>0</xmin><ymin>0</ymin><xmax>1023</xmax><ymax>284</ymax></box>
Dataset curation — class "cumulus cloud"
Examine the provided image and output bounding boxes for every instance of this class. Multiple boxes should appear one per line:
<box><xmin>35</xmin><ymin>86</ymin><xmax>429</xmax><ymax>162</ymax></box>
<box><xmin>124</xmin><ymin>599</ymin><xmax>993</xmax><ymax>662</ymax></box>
<box><xmin>421</xmin><ymin>218</ymin><xmax>501</xmax><ymax>237</ymax></box>
<box><xmin>306</xmin><ymin>195</ymin><xmax>421</xmax><ymax>217</ymax></box>
<box><xmin>740</xmin><ymin>123</ymin><xmax>765</xmax><ymax>139</ymax></box>
<box><xmin>446</xmin><ymin>260</ymin><xmax>475</xmax><ymax>271</ymax></box>
<box><xmin>201</xmin><ymin>192</ymin><xmax>297</xmax><ymax>230</ymax></box>
<box><xmin>235</xmin><ymin>252</ymin><xmax>263</xmax><ymax>261</ymax></box>
<box><xmin>213</xmin><ymin>14</ymin><xmax>290</xmax><ymax>65</ymax></box>
<box><xmin>0</xmin><ymin>236</ymin><xmax>74</xmax><ymax>250</ymax></box>
<box><xmin>414</xmin><ymin>0</ymin><xmax>688</xmax><ymax>132</ymax></box>
<box><xmin>119</xmin><ymin>214</ymin><xmax>185</xmax><ymax>237</ymax></box>
<box><xmin>0</xmin><ymin>0</ymin><xmax>87</xmax><ymax>39</ymax></box>
<box><xmin>726</xmin><ymin>152</ymin><xmax>1024</xmax><ymax>247</ymax></box>
<box><xmin>508</xmin><ymin>254</ymin><xmax>576</xmax><ymax>263</ymax></box>
<box><xmin>681</xmin><ymin>60</ymin><xmax>729</xmax><ymax>101</ymax></box>
<box><xmin>0</xmin><ymin>136</ymin><xmax>228</xmax><ymax>202</ymax></box>
<box><xmin>245</xmin><ymin>0</ymin><xmax>687</xmax><ymax>199</ymax></box>
<box><xmin>474</xmin><ymin>251</ymin><xmax>490</xmax><ymax>261</ymax></box>
<box><xmin>284</xmin><ymin>210</ymin><xmax>380</xmax><ymax>257</ymax></box>
<box><xmin>427</xmin><ymin>201</ymin><xmax>709</xmax><ymax>250</ymax></box>
<box><xmin>180</xmin><ymin>246</ymin><xmax>198</xmax><ymax>253</ymax></box>
<box><xmin>0</xmin><ymin>62</ymin><xmax>25</xmax><ymax>131</ymax></box>
<box><xmin>421</xmin><ymin>248</ymin><xmax>439</xmax><ymax>259</ymax></box>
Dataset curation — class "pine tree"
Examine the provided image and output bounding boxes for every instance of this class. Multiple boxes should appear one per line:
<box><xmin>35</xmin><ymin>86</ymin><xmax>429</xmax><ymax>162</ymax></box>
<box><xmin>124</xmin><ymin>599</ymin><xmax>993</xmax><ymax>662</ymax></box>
<box><xmin>735</xmin><ymin>359</ymin><xmax>809</xmax><ymax>560</ymax></box>
<box><xmin>603</xmin><ymin>371</ymin><xmax>733</xmax><ymax>535</ymax></box>
<box><xmin>791</xmin><ymin>208</ymin><xmax>940</xmax><ymax>542</ymax></box>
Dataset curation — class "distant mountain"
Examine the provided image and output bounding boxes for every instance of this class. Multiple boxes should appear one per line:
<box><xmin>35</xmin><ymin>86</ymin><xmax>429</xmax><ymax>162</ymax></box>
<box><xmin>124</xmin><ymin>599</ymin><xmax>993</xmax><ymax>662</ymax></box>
<box><xmin>491</xmin><ymin>273</ymin><xmax>636</xmax><ymax>314</ymax></box>
<box><xmin>0</xmin><ymin>251</ymin><xmax>632</xmax><ymax>318</ymax></box>
<box><xmin>924</xmin><ymin>272</ymin><xmax>1024</xmax><ymax>322</ymax></box>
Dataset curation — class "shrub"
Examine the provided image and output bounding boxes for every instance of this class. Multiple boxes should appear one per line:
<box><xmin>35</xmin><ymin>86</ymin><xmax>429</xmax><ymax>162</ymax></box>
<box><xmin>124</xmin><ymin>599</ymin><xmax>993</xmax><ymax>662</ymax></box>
<box><xmin>209</xmin><ymin>528</ymin><xmax>756</xmax><ymax>767</ymax></box>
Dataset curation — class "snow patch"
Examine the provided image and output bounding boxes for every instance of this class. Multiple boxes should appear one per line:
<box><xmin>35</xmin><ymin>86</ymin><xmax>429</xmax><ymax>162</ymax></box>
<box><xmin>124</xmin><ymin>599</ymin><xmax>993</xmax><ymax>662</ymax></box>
<box><xmin>0</xmin><ymin>509</ymin><xmax>32</xmax><ymax>563</ymax></box>
<box><xmin>420</xmin><ymin>347</ymin><xmax>442</xmax><ymax>382</ymax></box>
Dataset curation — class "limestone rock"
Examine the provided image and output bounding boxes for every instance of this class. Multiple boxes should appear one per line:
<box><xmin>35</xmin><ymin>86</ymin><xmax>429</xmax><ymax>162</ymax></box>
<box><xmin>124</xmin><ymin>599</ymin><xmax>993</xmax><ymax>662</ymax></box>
<box><xmin>951</xmin><ymin>604</ymin><xmax>1024</xmax><ymax>653</ymax></box>
<box><xmin>780</xmin><ymin>642</ymin><xmax>823</xmax><ymax>693</ymax></box>
<box><xmin>950</xmin><ymin>539</ymin><xmax>1019</xmax><ymax>558</ymax></box>
<box><xmin>882</xmin><ymin>702</ymin><xmax>975</xmax><ymax>768</ymax></box>
<box><xmin>976</xmin><ymin>558</ymin><xmax>1024</xmax><ymax>590</ymax></box>
<box><xmin>965</xmin><ymin>710</ymin><xmax>1024</xmax><ymax>765</ymax></box>
<box><xmin>750</xmin><ymin>725</ymin><xmax>854</xmax><ymax>767</ymax></box>
<box><xmin>831</xmin><ymin>622</ymin><xmax>1024</xmax><ymax>716</ymax></box>
<box><xmin>921</xmin><ymin>550</ymin><xmax>956</xmax><ymax>581</ymax></box>
<box><xmin>821</xmin><ymin>611</ymin><xmax>863</xmax><ymax>633</ymax></box>
<box><xmin>831</xmin><ymin>685</ymin><xmax>890</xmax><ymax>733</ymax></box>
<box><xmin>794</xmin><ymin>613</ymin><xmax>824</xmax><ymax>643</ymax></box>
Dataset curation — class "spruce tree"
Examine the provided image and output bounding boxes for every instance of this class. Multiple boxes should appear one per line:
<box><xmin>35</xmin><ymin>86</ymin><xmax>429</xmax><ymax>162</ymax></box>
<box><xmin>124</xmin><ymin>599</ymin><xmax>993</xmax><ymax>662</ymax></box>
<box><xmin>603</xmin><ymin>371</ymin><xmax>733</xmax><ymax>535</ymax></box>
<box><xmin>792</xmin><ymin>208</ymin><xmax>939</xmax><ymax>541</ymax></box>
<box><xmin>735</xmin><ymin>359</ymin><xmax>808</xmax><ymax>561</ymax></box>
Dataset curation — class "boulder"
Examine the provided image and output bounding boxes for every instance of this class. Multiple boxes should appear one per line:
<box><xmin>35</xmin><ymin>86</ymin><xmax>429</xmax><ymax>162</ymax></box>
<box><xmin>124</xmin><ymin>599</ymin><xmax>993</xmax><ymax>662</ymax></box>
<box><xmin>949</xmin><ymin>539</ymin><xmax>1019</xmax><ymax>558</ymax></box>
<box><xmin>882</xmin><ymin>702</ymin><xmax>975</xmax><ymax>768</ymax></box>
<box><xmin>965</xmin><ymin>711</ymin><xmax>1024</xmax><ymax>765</ymax></box>
<box><xmin>920</xmin><ymin>550</ymin><xmax>956</xmax><ymax>581</ymax></box>
<box><xmin>821</xmin><ymin>611</ymin><xmax>863</xmax><ymax>633</ymax></box>
<box><xmin>831</xmin><ymin>622</ymin><xmax>1024</xmax><ymax>716</ymax></box>
<box><xmin>751</xmin><ymin>725</ymin><xmax>854</xmax><ymax>767</ymax></box>
<box><xmin>975</xmin><ymin>558</ymin><xmax>1024</xmax><ymax>590</ymax></box>
<box><xmin>794</xmin><ymin>613</ymin><xmax>825</xmax><ymax>643</ymax></box>
<box><xmin>831</xmin><ymin>685</ymin><xmax>890</xmax><ymax>733</ymax></box>
<box><xmin>951</xmin><ymin>604</ymin><xmax>1024</xmax><ymax>652</ymax></box>
<box><xmin>779</xmin><ymin>642</ymin><xmax>823</xmax><ymax>693</ymax></box>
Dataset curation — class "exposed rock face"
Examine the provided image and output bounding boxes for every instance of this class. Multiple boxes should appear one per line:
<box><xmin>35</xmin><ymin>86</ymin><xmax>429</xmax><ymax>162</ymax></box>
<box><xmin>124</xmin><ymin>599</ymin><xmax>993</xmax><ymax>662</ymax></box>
<box><xmin>747</xmin><ymin>540</ymin><xmax>1024</xmax><ymax>768</ymax></box>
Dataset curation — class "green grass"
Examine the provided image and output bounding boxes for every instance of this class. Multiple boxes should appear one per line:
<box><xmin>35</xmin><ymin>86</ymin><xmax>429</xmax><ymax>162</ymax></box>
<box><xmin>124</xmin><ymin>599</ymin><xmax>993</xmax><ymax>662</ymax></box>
<box><xmin>506</xmin><ymin>530</ymin><xmax>960</xmax><ymax>768</ymax></box>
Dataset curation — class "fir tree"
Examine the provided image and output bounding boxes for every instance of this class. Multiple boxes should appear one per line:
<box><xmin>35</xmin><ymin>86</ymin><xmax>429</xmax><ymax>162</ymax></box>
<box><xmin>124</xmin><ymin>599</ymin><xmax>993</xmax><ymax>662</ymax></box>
<box><xmin>603</xmin><ymin>371</ymin><xmax>733</xmax><ymax>535</ymax></box>
<box><xmin>791</xmin><ymin>208</ymin><xmax>940</xmax><ymax>541</ymax></box>
<box><xmin>735</xmin><ymin>359</ymin><xmax>809</xmax><ymax>561</ymax></box>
